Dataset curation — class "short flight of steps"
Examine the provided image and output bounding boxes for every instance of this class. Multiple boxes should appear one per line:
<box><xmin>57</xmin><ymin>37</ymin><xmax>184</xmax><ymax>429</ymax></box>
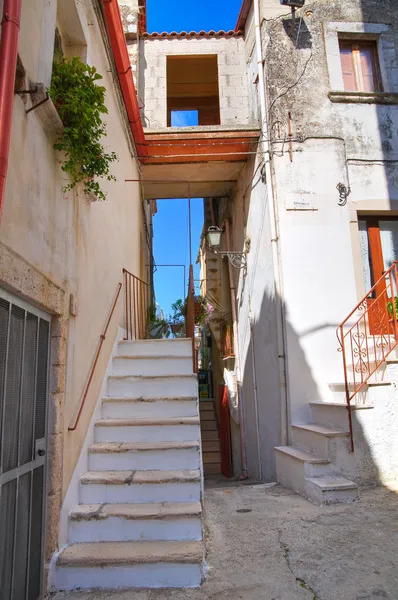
<box><xmin>275</xmin><ymin>401</ymin><xmax>361</xmax><ymax>505</ymax></box>
<box><xmin>199</xmin><ymin>400</ymin><xmax>221</xmax><ymax>476</ymax></box>
<box><xmin>54</xmin><ymin>338</ymin><xmax>205</xmax><ymax>591</ymax></box>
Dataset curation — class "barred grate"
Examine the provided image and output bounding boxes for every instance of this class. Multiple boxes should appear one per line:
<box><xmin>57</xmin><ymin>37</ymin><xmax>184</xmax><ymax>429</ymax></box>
<box><xmin>0</xmin><ymin>479</ymin><xmax>17</xmax><ymax>600</ymax></box>
<box><xmin>28</xmin><ymin>466</ymin><xmax>44</xmax><ymax>600</ymax></box>
<box><xmin>35</xmin><ymin>320</ymin><xmax>49</xmax><ymax>442</ymax></box>
<box><xmin>0</xmin><ymin>298</ymin><xmax>10</xmax><ymax>473</ymax></box>
<box><xmin>12</xmin><ymin>472</ymin><xmax>31</xmax><ymax>600</ymax></box>
<box><xmin>20</xmin><ymin>314</ymin><xmax>38</xmax><ymax>466</ymax></box>
<box><xmin>3</xmin><ymin>305</ymin><xmax>24</xmax><ymax>473</ymax></box>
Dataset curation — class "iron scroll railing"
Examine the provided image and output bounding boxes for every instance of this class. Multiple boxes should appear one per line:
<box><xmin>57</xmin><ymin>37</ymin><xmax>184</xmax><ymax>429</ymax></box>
<box><xmin>337</xmin><ymin>261</ymin><xmax>398</xmax><ymax>451</ymax></box>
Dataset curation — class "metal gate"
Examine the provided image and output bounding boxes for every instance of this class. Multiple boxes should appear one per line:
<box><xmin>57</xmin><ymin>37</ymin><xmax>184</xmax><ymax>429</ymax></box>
<box><xmin>0</xmin><ymin>288</ymin><xmax>50</xmax><ymax>600</ymax></box>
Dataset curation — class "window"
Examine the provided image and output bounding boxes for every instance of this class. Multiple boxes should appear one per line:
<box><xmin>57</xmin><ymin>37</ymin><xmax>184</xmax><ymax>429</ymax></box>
<box><xmin>339</xmin><ymin>40</ymin><xmax>382</xmax><ymax>92</ymax></box>
<box><xmin>166</xmin><ymin>55</ymin><xmax>220</xmax><ymax>127</ymax></box>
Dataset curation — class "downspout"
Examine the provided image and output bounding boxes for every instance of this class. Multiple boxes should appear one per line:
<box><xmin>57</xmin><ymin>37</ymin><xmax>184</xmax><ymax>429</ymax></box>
<box><xmin>102</xmin><ymin>0</ymin><xmax>147</xmax><ymax>159</ymax></box>
<box><xmin>225</xmin><ymin>219</ymin><xmax>248</xmax><ymax>477</ymax></box>
<box><xmin>0</xmin><ymin>0</ymin><xmax>22</xmax><ymax>222</ymax></box>
<box><xmin>253</xmin><ymin>0</ymin><xmax>288</xmax><ymax>446</ymax></box>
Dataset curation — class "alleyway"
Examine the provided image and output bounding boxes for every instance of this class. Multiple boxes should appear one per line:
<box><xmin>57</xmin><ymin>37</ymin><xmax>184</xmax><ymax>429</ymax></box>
<box><xmin>50</xmin><ymin>481</ymin><xmax>398</xmax><ymax>600</ymax></box>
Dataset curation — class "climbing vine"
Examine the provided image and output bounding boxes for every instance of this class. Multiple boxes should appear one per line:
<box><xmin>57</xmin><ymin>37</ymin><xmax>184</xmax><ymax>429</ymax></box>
<box><xmin>48</xmin><ymin>55</ymin><xmax>117</xmax><ymax>201</ymax></box>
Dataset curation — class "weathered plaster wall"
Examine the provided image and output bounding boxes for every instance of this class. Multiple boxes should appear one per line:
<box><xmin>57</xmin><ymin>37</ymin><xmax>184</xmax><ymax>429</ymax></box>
<box><xmin>0</xmin><ymin>0</ymin><xmax>143</xmax><ymax>571</ymax></box>
<box><xmin>139</xmin><ymin>35</ymin><xmax>250</xmax><ymax>129</ymax></box>
<box><xmin>260</xmin><ymin>0</ymin><xmax>398</xmax><ymax>423</ymax></box>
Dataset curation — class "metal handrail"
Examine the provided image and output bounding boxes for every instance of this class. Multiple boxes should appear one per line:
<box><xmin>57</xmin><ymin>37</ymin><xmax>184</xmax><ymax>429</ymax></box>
<box><xmin>123</xmin><ymin>268</ymin><xmax>150</xmax><ymax>340</ymax></box>
<box><xmin>69</xmin><ymin>282</ymin><xmax>122</xmax><ymax>431</ymax></box>
<box><xmin>337</xmin><ymin>261</ymin><xmax>398</xmax><ymax>450</ymax></box>
<box><xmin>185</xmin><ymin>265</ymin><xmax>197</xmax><ymax>373</ymax></box>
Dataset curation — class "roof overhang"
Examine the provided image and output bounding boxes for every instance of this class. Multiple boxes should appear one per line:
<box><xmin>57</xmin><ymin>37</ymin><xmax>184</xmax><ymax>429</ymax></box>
<box><xmin>235</xmin><ymin>0</ymin><xmax>253</xmax><ymax>32</ymax></box>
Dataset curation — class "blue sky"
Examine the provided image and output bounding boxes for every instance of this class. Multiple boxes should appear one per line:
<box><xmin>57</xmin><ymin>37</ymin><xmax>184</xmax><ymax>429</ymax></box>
<box><xmin>153</xmin><ymin>198</ymin><xmax>204</xmax><ymax>319</ymax></box>
<box><xmin>147</xmin><ymin>0</ymin><xmax>243</xmax><ymax>33</ymax></box>
<box><xmin>149</xmin><ymin>0</ymin><xmax>241</xmax><ymax>319</ymax></box>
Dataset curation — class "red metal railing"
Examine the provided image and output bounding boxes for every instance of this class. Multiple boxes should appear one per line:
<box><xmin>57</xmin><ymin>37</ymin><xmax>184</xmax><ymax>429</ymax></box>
<box><xmin>185</xmin><ymin>265</ymin><xmax>198</xmax><ymax>373</ymax></box>
<box><xmin>69</xmin><ymin>269</ymin><xmax>150</xmax><ymax>431</ymax></box>
<box><xmin>337</xmin><ymin>261</ymin><xmax>398</xmax><ymax>450</ymax></box>
<box><xmin>123</xmin><ymin>268</ymin><xmax>150</xmax><ymax>340</ymax></box>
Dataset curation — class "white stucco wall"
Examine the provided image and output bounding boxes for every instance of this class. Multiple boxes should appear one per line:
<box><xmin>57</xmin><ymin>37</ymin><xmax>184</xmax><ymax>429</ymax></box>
<box><xmin>0</xmin><ymin>0</ymin><xmax>145</xmax><ymax>494</ymax></box>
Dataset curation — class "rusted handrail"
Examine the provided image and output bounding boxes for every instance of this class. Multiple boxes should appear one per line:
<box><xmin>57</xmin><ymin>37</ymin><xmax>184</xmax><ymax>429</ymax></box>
<box><xmin>337</xmin><ymin>261</ymin><xmax>398</xmax><ymax>451</ymax></box>
<box><xmin>185</xmin><ymin>264</ymin><xmax>197</xmax><ymax>373</ymax></box>
<box><xmin>123</xmin><ymin>268</ymin><xmax>150</xmax><ymax>340</ymax></box>
<box><xmin>69</xmin><ymin>282</ymin><xmax>123</xmax><ymax>431</ymax></box>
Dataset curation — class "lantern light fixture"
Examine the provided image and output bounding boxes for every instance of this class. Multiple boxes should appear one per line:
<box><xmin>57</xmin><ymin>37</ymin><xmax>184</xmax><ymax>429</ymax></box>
<box><xmin>206</xmin><ymin>226</ymin><xmax>250</xmax><ymax>270</ymax></box>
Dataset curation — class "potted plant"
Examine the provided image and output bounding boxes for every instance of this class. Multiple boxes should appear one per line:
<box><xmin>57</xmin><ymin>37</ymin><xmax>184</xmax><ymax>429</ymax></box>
<box><xmin>169</xmin><ymin>300</ymin><xmax>185</xmax><ymax>336</ymax></box>
<box><xmin>182</xmin><ymin>295</ymin><xmax>214</xmax><ymax>326</ymax></box>
<box><xmin>48</xmin><ymin>55</ymin><xmax>118</xmax><ymax>201</ymax></box>
<box><xmin>387</xmin><ymin>296</ymin><xmax>398</xmax><ymax>339</ymax></box>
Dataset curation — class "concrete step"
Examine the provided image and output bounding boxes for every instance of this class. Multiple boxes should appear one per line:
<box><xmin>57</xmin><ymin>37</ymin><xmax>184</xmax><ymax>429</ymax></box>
<box><xmin>204</xmin><ymin>462</ymin><xmax>222</xmax><ymax>475</ymax></box>
<box><xmin>203</xmin><ymin>451</ymin><xmax>221</xmax><ymax>463</ymax></box>
<box><xmin>88</xmin><ymin>441</ymin><xmax>201</xmax><ymax>471</ymax></box>
<box><xmin>306</xmin><ymin>476</ymin><xmax>359</xmax><ymax>504</ymax></box>
<box><xmin>79</xmin><ymin>470</ymin><xmax>201</xmax><ymax>504</ymax></box>
<box><xmin>275</xmin><ymin>445</ymin><xmax>333</xmax><ymax>500</ymax></box>
<box><xmin>95</xmin><ymin>417</ymin><xmax>201</xmax><ymax>443</ymax></box>
<box><xmin>200</xmin><ymin>421</ymin><xmax>218</xmax><ymax>432</ymax></box>
<box><xmin>69</xmin><ymin>502</ymin><xmax>203</xmax><ymax>543</ymax></box>
<box><xmin>108</xmin><ymin>375</ymin><xmax>198</xmax><ymax>398</ymax></box>
<box><xmin>201</xmin><ymin>430</ymin><xmax>219</xmax><ymax>441</ymax></box>
<box><xmin>202</xmin><ymin>440</ymin><xmax>220</xmax><ymax>452</ymax></box>
<box><xmin>102</xmin><ymin>396</ymin><xmax>198</xmax><ymax>419</ymax></box>
<box><xmin>310</xmin><ymin>402</ymin><xmax>373</xmax><ymax>430</ymax></box>
<box><xmin>291</xmin><ymin>423</ymin><xmax>350</xmax><ymax>458</ymax></box>
<box><xmin>118</xmin><ymin>339</ymin><xmax>192</xmax><ymax>358</ymax></box>
<box><xmin>54</xmin><ymin>541</ymin><xmax>204</xmax><ymax>590</ymax></box>
<box><xmin>200</xmin><ymin>411</ymin><xmax>217</xmax><ymax>421</ymax></box>
<box><xmin>113</xmin><ymin>355</ymin><xmax>193</xmax><ymax>377</ymax></box>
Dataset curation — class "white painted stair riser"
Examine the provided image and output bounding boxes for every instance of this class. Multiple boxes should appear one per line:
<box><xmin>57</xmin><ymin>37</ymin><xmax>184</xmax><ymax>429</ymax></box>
<box><xmin>80</xmin><ymin>481</ymin><xmax>201</xmax><ymax>504</ymax></box>
<box><xmin>310</xmin><ymin>404</ymin><xmax>350</xmax><ymax>430</ymax></box>
<box><xmin>69</xmin><ymin>516</ymin><xmax>203</xmax><ymax>543</ymax></box>
<box><xmin>113</xmin><ymin>356</ymin><xmax>193</xmax><ymax>377</ymax></box>
<box><xmin>102</xmin><ymin>398</ymin><xmax>198</xmax><ymax>419</ymax></box>
<box><xmin>107</xmin><ymin>375</ymin><xmax>198</xmax><ymax>398</ymax></box>
<box><xmin>118</xmin><ymin>339</ymin><xmax>192</xmax><ymax>358</ymax></box>
<box><xmin>88</xmin><ymin>447</ymin><xmax>201</xmax><ymax>471</ymax></box>
<box><xmin>54</xmin><ymin>563</ymin><xmax>203</xmax><ymax>590</ymax></box>
<box><xmin>95</xmin><ymin>423</ymin><xmax>201</xmax><ymax>443</ymax></box>
<box><xmin>291</xmin><ymin>427</ymin><xmax>350</xmax><ymax>459</ymax></box>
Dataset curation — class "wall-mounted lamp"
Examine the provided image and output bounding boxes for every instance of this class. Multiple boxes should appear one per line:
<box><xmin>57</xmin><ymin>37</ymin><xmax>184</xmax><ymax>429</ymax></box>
<box><xmin>206</xmin><ymin>226</ymin><xmax>250</xmax><ymax>270</ymax></box>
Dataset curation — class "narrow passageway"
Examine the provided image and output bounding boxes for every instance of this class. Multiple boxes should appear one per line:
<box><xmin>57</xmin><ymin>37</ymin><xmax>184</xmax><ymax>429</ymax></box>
<box><xmin>49</xmin><ymin>482</ymin><xmax>398</xmax><ymax>600</ymax></box>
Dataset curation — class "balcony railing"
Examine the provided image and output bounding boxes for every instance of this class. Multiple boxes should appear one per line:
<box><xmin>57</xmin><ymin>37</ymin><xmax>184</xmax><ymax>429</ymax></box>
<box><xmin>337</xmin><ymin>261</ymin><xmax>398</xmax><ymax>451</ymax></box>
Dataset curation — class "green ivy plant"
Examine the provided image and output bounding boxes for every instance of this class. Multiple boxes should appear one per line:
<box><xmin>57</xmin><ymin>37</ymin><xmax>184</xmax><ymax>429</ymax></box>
<box><xmin>48</xmin><ymin>55</ymin><xmax>117</xmax><ymax>201</ymax></box>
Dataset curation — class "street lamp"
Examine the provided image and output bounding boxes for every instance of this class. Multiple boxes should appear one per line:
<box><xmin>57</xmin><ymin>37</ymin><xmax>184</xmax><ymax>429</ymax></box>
<box><xmin>206</xmin><ymin>226</ymin><xmax>249</xmax><ymax>270</ymax></box>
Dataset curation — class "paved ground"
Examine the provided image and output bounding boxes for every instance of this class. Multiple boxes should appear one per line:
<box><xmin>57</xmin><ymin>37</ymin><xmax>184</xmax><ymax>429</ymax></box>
<box><xmin>50</xmin><ymin>479</ymin><xmax>398</xmax><ymax>600</ymax></box>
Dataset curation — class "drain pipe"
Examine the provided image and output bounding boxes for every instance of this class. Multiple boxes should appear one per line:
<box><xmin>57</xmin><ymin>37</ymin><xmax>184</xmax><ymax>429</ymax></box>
<box><xmin>225</xmin><ymin>219</ymin><xmax>248</xmax><ymax>477</ymax></box>
<box><xmin>0</xmin><ymin>0</ymin><xmax>22</xmax><ymax>222</ymax></box>
<box><xmin>253</xmin><ymin>0</ymin><xmax>288</xmax><ymax>446</ymax></box>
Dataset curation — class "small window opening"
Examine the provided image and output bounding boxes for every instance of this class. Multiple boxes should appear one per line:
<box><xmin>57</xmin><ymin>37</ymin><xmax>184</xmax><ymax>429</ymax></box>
<box><xmin>339</xmin><ymin>39</ymin><xmax>382</xmax><ymax>92</ymax></box>
<box><xmin>167</xmin><ymin>55</ymin><xmax>220</xmax><ymax>127</ymax></box>
<box><xmin>171</xmin><ymin>110</ymin><xmax>199</xmax><ymax>127</ymax></box>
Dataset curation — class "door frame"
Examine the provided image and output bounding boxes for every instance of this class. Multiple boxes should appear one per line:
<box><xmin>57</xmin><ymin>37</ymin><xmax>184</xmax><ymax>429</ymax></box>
<box><xmin>0</xmin><ymin>286</ymin><xmax>51</xmax><ymax>600</ymax></box>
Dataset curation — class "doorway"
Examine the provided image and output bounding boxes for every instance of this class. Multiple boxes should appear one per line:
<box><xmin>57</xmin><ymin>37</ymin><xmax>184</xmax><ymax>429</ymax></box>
<box><xmin>0</xmin><ymin>288</ymin><xmax>51</xmax><ymax>600</ymax></box>
<box><xmin>359</xmin><ymin>217</ymin><xmax>398</xmax><ymax>334</ymax></box>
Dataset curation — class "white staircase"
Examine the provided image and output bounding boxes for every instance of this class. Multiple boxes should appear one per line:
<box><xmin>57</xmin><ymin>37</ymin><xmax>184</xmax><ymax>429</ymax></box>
<box><xmin>275</xmin><ymin>399</ymin><xmax>361</xmax><ymax>505</ymax></box>
<box><xmin>55</xmin><ymin>338</ymin><xmax>205</xmax><ymax>590</ymax></box>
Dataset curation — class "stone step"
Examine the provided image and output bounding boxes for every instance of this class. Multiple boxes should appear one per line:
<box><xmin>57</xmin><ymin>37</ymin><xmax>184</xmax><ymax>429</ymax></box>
<box><xmin>202</xmin><ymin>440</ymin><xmax>220</xmax><ymax>452</ymax></box>
<box><xmin>201</xmin><ymin>430</ymin><xmax>219</xmax><ymax>441</ymax></box>
<box><xmin>69</xmin><ymin>502</ymin><xmax>202</xmax><ymax>543</ymax></box>
<box><xmin>118</xmin><ymin>338</ymin><xmax>192</xmax><ymax>358</ymax></box>
<box><xmin>54</xmin><ymin>541</ymin><xmax>204</xmax><ymax>590</ymax></box>
<box><xmin>200</xmin><ymin>421</ymin><xmax>218</xmax><ymax>432</ymax></box>
<box><xmin>95</xmin><ymin>417</ymin><xmax>201</xmax><ymax>443</ymax></box>
<box><xmin>102</xmin><ymin>396</ymin><xmax>198</xmax><ymax>419</ymax></box>
<box><xmin>203</xmin><ymin>451</ymin><xmax>221</xmax><ymax>463</ymax></box>
<box><xmin>306</xmin><ymin>476</ymin><xmax>359</xmax><ymax>504</ymax></box>
<box><xmin>113</xmin><ymin>355</ymin><xmax>193</xmax><ymax>377</ymax></box>
<box><xmin>310</xmin><ymin>402</ymin><xmax>373</xmax><ymax>430</ymax></box>
<box><xmin>200</xmin><ymin>411</ymin><xmax>217</xmax><ymax>421</ymax></box>
<box><xmin>204</xmin><ymin>462</ymin><xmax>222</xmax><ymax>475</ymax></box>
<box><xmin>291</xmin><ymin>423</ymin><xmax>350</xmax><ymax>458</ymax></box>
<box><xmin>88</xmin><ymin>441</ymin><xmax>201</xmax><ymax>471</ymax></box>
<box><xmin>108</xmin><ymin>374</ymin><xmax>198</xmax><ymax>398</ymax></box>
<box><xmin>80</xmin><ymin>470</ymin><xmax>201</xmax><ymax>504</ymax></box>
